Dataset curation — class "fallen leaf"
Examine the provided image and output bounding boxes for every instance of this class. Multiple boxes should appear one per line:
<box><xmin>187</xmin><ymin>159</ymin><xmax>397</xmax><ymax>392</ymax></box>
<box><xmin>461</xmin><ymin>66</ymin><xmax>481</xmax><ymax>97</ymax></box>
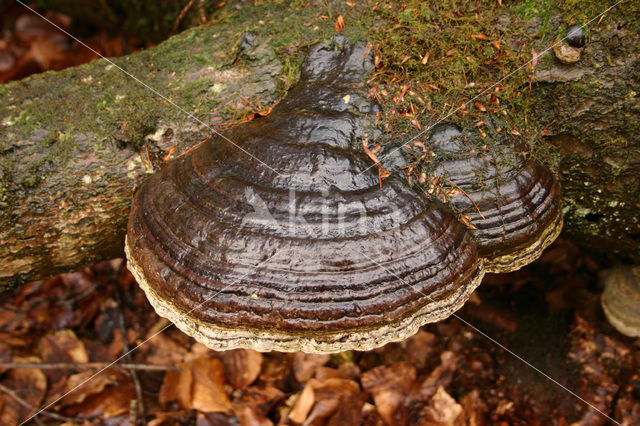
<box><xmin>0</xmin><ymin>366</ymin><xmax>46</xmax><ymax>425</ymax></box>
<box><xmin>361</xmin><ymin>362</ymin><xmax>416</xmax><ymax>423</ymax></box>
<box><xmin>294</xmin><ymin>353</ymin><xmax>330</xmax><ymax>383</ymax></box>
<box><xmin>474</xmin><ymin>102</ymin><xmax>487</xmax><ymax>112</ymax></box>
<box><xmin>419</xmin><ymin>351</ymin><xmax>461</xmax><ymax>401</ymax></box>
<box><xmin>459</xmin><ymin>390</ymin><xmax>488</xmax><ymax>425</ymax></box>
<box><xmin>56</xmin><ymin>370</ymin><xmax>114</xmax><ymax>407</ymax></box>
<box><xmin>421</xmin><ymin>51</ymin><xmax>430</xmax><ymax>64</ymax></box>
<box><xmin>41</xmin><ymin>329</ymin><xmax>89</xmax><ymax>364</ymax></box>
<box><xmin>62</xmin><ymin>374</ymin><xmax>135</xmax><ymax>419</ymax></box>
<box><xmin>288</xmin><ymin>382</ymin><xmax>315</xmax><ymax>423</ymax></box>
<box><xmin>143</xmin><ymin>333</ymin><xmax>188</xmax><ymax>366</ymax></box>
<box><xmin>471</xmin><ymin>34</ymin><xmax>489</xmax><ymax>41</ymax></box>
<box><xmin>160</xmin><ymin>357</ymin><xmax>231</xmax><ymax>412</ymax></box>
<box><xmin>421</xmin><ymin>386</ymin><xmax>464</xmax><ymax>425</ymax></box>
<box><xmin>334</xmin><ymin>15</ymin><xmax>345</xmax><ymax>32</ymax></box>
<box><xmin>222</xmin><ymin>349</ymin><xmax>263</xmax><ymax>389</ymax></box>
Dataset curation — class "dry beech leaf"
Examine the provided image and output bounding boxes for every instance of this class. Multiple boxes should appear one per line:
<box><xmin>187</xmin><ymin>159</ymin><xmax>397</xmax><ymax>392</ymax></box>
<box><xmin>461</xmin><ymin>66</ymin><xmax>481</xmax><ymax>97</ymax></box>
<box><xmin>303</xmin><ymin>377</ymin><xmax>362</xmax><ymax>424</ymax></box>
<box><xmin>403</xmin><ymin>330</ymin><xmax>438</xmax><ymax>369</ymax></box>
<box><xmin>160</xmin><ymin>357</ymin><xmax>232</xmax><ymax>412</ymax></box>
<box><xmin>474</xmin><ymin>102</ymin><xmax>487</xmax><ymax>112</ymax></box>
<box><xmin>41</xmin><ymin>329</ymin><xmax>89</xmax><ymax>363</ymax></box>
<box><xmin>334</xmin><ymin>15</ymin><xmax>345</xmax><ymax>32</ymax></box>
<box><xmin>0</xmin><ymin>367</ymin><xmax>46</xmax><ymax>425</ymax></box>
<box><xmin>63</xmin><ymin>374</ymin><xmax>136</xmax><ymax>419</ymax></box>
<box><xmin>420</xmin><ymin>386</ymin><xmax>464</xmax><ymax>425</ymax></box>
<box><xmin>57</xmin><ymin>370</ymin><xmax>114</xmax><ymax>407</ymax></box>
<box><xmin>143</xmin><ymin>333</ymin><xmax>188</xmax><ymax>366</ymax></box>
<box><xmin>459</xmin><ymin>390</ymin><xmax>488</xmax><ymax>425</ymax></box>
<box><xmin>232</xmin><ymin>385</ymin><xmax>285</xmax><ymax>420</ymax></box>
<box><xmin>419</xmin><ymin>351</ymin><xmax>460</xmax><ymax>401</ymax></box>
<box><xmin>236</xmin><ymin>405</ymin><xmax>274</xmax><ymax>426</ymax></box>
<box><xmin>293</xmin><ymin>353</ymin><xmax>330</xmax><ymax>383</ymax></box>
<box><xmin>222</xmin><ymin>349</ymin><xmax>263</xmax><ymax>390</ymax></box>
<box><xmin>288</xmin><ymin>382</ymin><xmax>315</xmax><ymax>423</ymax></box>
<box><xmin>361</xmin><ymin>362</ymin><xmax>417</xmax><ymax>423</ymax></box>
<box><xmin>304</xmin><ymin>398</ymin><xmax>339</xmax><ymax>425</ymax></box>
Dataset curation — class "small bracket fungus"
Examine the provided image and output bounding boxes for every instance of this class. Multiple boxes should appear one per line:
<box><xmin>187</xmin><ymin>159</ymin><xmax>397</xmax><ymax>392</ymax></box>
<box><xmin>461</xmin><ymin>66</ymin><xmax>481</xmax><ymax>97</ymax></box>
<box><xmin>423</xmin><ymin>123</ymin><xmax>563</xmax><ymax>273</ymax></box>
<box><xmin>553</xmin><ymin>25</ymin><xmax>585</xmax><ymax>65</ymax></box>
<box><xmin>126</xmin><ymin>37</ymin><xmax>561</xmax><ymax>353</ymax></box>
<box><xmin>601</xmin><ymin>265</ymin><xmax>640</xmax><ymax>337</ymax></box>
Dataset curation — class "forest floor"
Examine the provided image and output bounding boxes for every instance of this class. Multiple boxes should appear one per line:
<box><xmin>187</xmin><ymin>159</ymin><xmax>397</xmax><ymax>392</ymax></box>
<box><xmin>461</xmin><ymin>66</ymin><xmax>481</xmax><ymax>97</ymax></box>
<box><xmin>1</xmin><ymin>238</ymin><xmax>638</xmax><ymax>425</ymax></box>
<box><xmin>1</xmin><ymin>3</ymin><xmax>638</xmax><ymax>425</ymax></box>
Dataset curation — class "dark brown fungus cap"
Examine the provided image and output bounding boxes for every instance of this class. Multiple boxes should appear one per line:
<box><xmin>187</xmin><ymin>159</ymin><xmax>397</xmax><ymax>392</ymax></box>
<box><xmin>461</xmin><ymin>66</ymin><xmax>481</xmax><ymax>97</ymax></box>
<box><xmin>125</xmin><ymin>38</ymin><xmax>484</xmax><ymax>353</ymax></box>
<box><xmin>601</xmin><ymin>265</ymin><xmax>640</xmax><ymax>337</ymax></box>
<box><xmin>424</xmin><ymin>123</ymin><xmax>563</xmax><ymax>273</ymax></box>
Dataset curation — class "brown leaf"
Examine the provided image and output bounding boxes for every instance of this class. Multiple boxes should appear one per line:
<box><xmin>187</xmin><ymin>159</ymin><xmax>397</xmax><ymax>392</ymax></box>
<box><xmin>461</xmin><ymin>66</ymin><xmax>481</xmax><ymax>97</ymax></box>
<box><xmin>232</xmin><ymin>385</ymin><xmax>285</xmax><ymax>419</ymax></box>
<box><xmin>361</xmin><ymin>362</ymin><xmax>416</xmax><ymax>423</ymax></box>
<box><xmin>0</xmin><ymin>367</ymin><xmax>46</xmax><ymax>425</ymax></box>
<box><xmin>188</xmin><ymin>357</ymin><xmax>231</xmax><ymax>412</ymax></box>
<box><xmin>419</xmin><ymin>351</ymin><xmax>461</xmax><ymax>401</ymax></box>
<box><xmin>471</xmin><ymin>34</ymin><xmax>489</xmax><ymax>41</ymax></box>
<box><xmin>222</xmin><ymin>349</ymin><xmax>263</xmax><ymax>389</ymax></box>
<box><xmin>288</xmin><ymin>382</ymin><xmax>315</xmax><ymax>423</ymax></box>
<box><xmin>334</xmin><ymin>15</ymin><xmax>345</xmax><ymax>32</ymax></box>
<box><xmin>421</xmin><ymin>51</ymin><xmax>430</xmax><ymax>65</ymax></box>
<box><xmin>459</xmin><ymin>390</ymin><xmax>488</xmax><ymax>425</ymax></box>
<box><xmin>236</xmin><ymin>405</ymin><xmax>274</xmax><ymax>426</ymax></box>
<box><xmin>41</xmin><ymin>329</ymin><xmax>89</xmax><ymax>364</ymax></box>
<box><xmin>421</xmin><ymin>386</ymin><xmax>464</xmax><ymax>425</ymax></box>
<box><xmin>403</xmin><ymin>331</ymin><xmax>438</xmax><ymax>369</ymax></box>
<box><xmin>143</xmin><ymin>333</ymin><xmax>188</xmax><ymax>366</ymax></box>
<box><xmin>62</xmin><ymin>374</ymin><xmax>135</xmax><ymax>419</ymax></box>
<box><xmin>56</xmin><ymin>370</ymin><xmax>114</xmax><ymax>407</ymax></box>
<box><xmin>293</xmin><ymin>353</ymin><xmax>330</xmax><ymax>383</ymax></box>
<box><xmin>474</xmin><ymin>102</ymin><xmax>487</xmax><ymax>112</ymax></box>
<box><xmin>160</xmin><ymin>357</ymin><xmax>231</xmax><ymax>412</ymax></box>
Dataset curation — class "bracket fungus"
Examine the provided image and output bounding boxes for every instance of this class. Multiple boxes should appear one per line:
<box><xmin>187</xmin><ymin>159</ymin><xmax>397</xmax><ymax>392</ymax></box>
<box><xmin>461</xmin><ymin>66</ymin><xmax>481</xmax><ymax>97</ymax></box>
<box><xmin>424</xmin><ymin>123</ymin><xmax>563</xmax><ymax>273</ymax></box>
<box><xmin>601</xmin><ymin>265</ymin><xmax>640</xmax><ymax>337</ymax></box>
<box><xmin>126</xmin><ymin>37</ymin><xmax>562</xmax><ymax>353</ymax></box>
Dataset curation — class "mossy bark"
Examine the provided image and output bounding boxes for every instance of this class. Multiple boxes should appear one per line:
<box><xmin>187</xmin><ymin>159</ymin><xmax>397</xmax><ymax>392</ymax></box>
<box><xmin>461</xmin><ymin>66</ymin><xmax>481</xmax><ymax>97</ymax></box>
<box><xmin>1</xmin><ymin>0</ymin><xmax>639</xmax><ymax>289</ymax></box>
<box><xmin>0</xmin><ymin>14</ymin><xmax>283</xmax><ymax>287</ymax></box>
<box><xmin>532</xmin><ymin>18</ymin><xmax>640</xmax><ymax>264</ymax></box>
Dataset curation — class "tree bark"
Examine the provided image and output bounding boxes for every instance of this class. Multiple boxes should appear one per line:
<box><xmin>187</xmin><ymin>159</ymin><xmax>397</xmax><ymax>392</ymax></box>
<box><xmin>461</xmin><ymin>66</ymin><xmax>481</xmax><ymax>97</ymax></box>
<box><xmin>0</xmin><ymin>18</ymin><xmax>283</xmax><ymax>287</ymax></box>
<box><xmin>1</xmin><ymin>1</ymin><xmax>639</xmax><ymax>288</ymax></box>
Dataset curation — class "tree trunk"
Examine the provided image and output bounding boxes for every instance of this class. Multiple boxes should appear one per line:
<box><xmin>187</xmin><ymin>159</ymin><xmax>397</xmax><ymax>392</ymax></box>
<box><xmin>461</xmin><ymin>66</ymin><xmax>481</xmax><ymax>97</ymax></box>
<box><xmin>1</xmin><ymin>0</ymin><xmax>639</xmax><ymax>288</ymax></box>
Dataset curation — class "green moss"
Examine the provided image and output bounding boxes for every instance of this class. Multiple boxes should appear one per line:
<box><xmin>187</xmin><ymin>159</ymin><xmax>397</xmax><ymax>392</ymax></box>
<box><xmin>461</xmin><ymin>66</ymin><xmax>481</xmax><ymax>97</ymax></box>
<box><xmin>515</xmin><ymin>0</ymin><xmax>553</xmax><ymax>29</ymax></box>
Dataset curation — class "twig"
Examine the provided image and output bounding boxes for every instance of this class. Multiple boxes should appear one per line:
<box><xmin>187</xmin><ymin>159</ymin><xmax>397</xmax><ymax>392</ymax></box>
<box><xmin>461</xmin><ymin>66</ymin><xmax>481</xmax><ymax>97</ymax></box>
<box><xmin>445</xmin><ymin>179</ymin><xmax>486</xmax><ymax>219</ymax></box>
<box><xmin>171</xmin><ymin>0</ymin><xmax>197</xmax><ymax>35</ymax></box>
<box><xmin>115</xmin><ymin>275</ymin><xmax>146</xmax><ymax>425</ymax></box>
<box><xmin>0</xmin><ymin>362</ymin><xmax>177</xmax><ymax>371</ymax></box>
<box><xmin>0</xmin><ymin>383</ymin><xmax>81</xmax><ymax>423</ymax></box>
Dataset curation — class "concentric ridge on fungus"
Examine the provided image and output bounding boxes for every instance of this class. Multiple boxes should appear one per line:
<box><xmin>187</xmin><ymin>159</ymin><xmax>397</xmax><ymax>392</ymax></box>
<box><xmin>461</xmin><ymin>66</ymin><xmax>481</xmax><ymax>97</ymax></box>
<box><xmin>126</xmin><ymin>37</ymin><xmax>562</xmax><ymax>353</ymax></box>
<box><xmin>425</xmin><ymin>123</ymin><xmax>563</xmax><ymax>273</ymax></box>
<box><xmin>126</xmin><ymin>37</ymin><xmax>485</xmax><ymax>353</ymax></box>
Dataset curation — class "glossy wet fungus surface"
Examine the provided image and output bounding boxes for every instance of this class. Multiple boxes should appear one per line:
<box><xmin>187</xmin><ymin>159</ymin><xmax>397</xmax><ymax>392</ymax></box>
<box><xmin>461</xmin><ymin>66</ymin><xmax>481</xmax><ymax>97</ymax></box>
<box><xmin>423</xmin><ymin>123</ymin><xmax>563</xmax><ymax>273</ymax></box>
<box><xmin>126</xmin><ymin>37</ymin><xmax>562</xmax><ymax>353</ymax></box>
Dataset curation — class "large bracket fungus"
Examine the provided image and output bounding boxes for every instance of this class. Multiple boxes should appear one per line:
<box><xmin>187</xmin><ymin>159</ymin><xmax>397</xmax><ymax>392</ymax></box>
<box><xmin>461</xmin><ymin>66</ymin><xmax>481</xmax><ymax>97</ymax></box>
<box><xmin>126</xmin><ymin>37</ymin><xmax>562</xmax><ymax>353</ymax></box>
